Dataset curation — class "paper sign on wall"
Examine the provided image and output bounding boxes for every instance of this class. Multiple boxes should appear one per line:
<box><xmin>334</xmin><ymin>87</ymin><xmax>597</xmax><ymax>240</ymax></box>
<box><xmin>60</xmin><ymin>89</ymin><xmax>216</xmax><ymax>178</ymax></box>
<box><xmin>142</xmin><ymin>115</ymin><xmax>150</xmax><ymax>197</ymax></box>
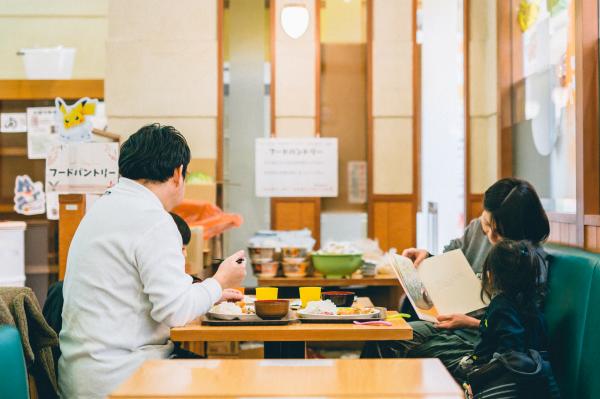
<box><xmin>27</xmin><ymin>107</ymin><xmax>57</xmax><ymax>159</ymax></box>
<box><xmin>1</xmin><ymin>113</ymin><xmax>27</xmax><ymax>133</ymax></box>
<box><xmin>255</xmin><ymin>138</ymin><xmax>338</xmax><ymax>197</ymax></box>
<box><xmin>348</xmin><ymin>161</ymin><xmax>367</xmax><ymax>204</ymax></box>
<box><xmin>46</xmin><ymin>143</ymin><xmax>119</xmax><ymax>194</ymax></box>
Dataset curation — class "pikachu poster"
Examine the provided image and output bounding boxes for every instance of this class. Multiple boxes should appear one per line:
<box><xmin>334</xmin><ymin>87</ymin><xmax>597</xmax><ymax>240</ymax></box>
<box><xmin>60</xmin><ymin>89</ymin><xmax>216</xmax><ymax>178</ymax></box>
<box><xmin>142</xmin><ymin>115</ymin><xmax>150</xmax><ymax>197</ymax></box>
<box><xmin>55</xmin><ymin>97</ymin><xmax>98</xmax><ymax>142</ymax></box>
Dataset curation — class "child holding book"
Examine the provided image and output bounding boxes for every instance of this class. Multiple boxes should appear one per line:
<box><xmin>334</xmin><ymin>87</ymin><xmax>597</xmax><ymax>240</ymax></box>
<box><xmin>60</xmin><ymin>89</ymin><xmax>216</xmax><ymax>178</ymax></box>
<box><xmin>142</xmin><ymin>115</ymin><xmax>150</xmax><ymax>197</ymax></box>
<box><xmin>457</xmin><ymin>240</ymin><xmax>559</xmax><ymax>398</ymax></box>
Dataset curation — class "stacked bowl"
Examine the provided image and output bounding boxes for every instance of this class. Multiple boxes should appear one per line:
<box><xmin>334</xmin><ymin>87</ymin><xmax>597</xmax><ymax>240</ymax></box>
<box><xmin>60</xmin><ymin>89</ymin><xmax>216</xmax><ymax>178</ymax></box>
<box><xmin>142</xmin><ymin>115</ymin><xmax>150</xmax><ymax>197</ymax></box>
<box><xmin>281</xmin><ymin>247</ymin><xmax>310</xmax><ymax>277</ymax></box>
<box><xmin>248</xmin><ymin>247</ymin><xmax>279</xmax><ymax>278</ymax></box>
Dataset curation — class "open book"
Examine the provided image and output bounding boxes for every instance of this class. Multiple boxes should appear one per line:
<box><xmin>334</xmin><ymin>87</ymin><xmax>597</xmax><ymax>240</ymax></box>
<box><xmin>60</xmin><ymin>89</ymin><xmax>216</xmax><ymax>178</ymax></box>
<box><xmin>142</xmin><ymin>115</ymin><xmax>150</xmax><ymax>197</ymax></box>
<box><xmin>388</xmin><ymin>249</ymin><xmax>487</xmax><ymax>323</ymax></box>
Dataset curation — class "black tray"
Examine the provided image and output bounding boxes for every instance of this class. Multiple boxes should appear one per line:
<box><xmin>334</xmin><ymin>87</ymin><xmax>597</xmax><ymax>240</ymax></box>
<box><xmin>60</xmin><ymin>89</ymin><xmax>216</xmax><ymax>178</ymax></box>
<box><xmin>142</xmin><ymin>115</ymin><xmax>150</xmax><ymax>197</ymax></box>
<box><xmin>296</xmin><ymin>307</ymin><xmax>388</xmax><ymax>324</ymax></box>
<box><xmin>201</xmin><ymin>313</ymin><xmax>296</xmax><ymax>326</ymax></box>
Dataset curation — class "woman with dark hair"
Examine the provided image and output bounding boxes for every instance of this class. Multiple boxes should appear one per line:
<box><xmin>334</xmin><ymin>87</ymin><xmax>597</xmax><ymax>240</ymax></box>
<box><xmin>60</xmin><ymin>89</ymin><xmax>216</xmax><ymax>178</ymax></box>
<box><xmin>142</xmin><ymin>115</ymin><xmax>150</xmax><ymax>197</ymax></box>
<box><xmin>362</xmin><ymin>178</ymin><xmax>550</xmax><ymax>377</ymax></box>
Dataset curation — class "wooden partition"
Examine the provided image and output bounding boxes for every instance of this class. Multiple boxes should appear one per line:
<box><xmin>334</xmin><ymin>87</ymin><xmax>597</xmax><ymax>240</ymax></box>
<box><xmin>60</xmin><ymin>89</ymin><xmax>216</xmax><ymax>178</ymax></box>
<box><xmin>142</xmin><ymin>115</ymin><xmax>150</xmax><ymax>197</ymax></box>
<box><xmin>466</xmin><ymin>0</ymin><xmax>498</xmax><ymax>222</ymax></box>
<box><xmin>367</xmin><ymin>0</ymin><xmax>419</xmax><ymax>251</ymax></box>
<box><xmin>270</xmin><ymin>0</ymin><xmax>321</xmax><ymax>243</ymax></box>
<box><xmin>58</xmin><ymin>195</ymin><xmax>87</xmax><ymax>280</ymax></box>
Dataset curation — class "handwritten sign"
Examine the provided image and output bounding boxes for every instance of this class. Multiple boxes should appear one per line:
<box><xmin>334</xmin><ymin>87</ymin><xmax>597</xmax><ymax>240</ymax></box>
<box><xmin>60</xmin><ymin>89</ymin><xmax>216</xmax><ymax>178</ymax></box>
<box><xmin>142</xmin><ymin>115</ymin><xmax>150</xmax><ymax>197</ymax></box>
<box><xmin>255</xmin><ymin>138</ymin><xmax>338</xmax><ymax>197</ymax></box>
<box><xmin>46</xmin><ymin>143</ymin><xmax>119</xmax><ymax>194</ymax></box>
<box><xmin>27</xmin><ymin>107</ymin><xmax>57</xmax><ymax>159</ymax></box>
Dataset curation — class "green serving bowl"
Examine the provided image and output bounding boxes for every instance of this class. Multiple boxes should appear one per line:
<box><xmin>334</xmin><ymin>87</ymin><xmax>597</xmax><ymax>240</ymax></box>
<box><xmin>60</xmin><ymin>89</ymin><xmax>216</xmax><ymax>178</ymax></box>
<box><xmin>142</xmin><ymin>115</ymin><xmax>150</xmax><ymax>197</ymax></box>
<box><xmin>311</xmin><ymin>253</ymin><xmax>363</xmax><ymax>278</ymax></box>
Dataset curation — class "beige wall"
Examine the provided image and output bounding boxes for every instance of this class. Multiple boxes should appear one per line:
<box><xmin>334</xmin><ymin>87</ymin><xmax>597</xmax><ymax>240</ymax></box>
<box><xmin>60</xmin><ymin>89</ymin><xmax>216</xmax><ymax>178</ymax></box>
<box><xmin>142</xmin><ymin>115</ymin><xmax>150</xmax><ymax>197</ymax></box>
<box><xmin>105</xmin><ymin>0</ymin><xmax>218</xmax><ymax>165</ymax></box>
<box><xmin>0</xmin><ymin>0</ymin><xmax>107</xmax><ymax>79</ymax></box>
<box><xmin>469</xmin><ymin>0</ymin><xmax>498</xmax><ymax>193</ymax></box>
<box><xmin>372</xmin><ymin>0</ymin><xmax>413</xmax><ymax>194</ymax></box>
<box><xmin>273</xmin><ymin>0</ymin><xmax>317</xmax><ymax>138</ymax></box>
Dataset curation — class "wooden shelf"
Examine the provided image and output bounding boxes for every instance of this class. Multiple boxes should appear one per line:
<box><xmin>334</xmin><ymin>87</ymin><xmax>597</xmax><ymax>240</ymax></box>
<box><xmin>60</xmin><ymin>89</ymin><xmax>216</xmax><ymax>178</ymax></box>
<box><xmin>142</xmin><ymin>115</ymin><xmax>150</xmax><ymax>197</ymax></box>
<box><xmin>0</xmin><ymin>79</ymin><xmax>104</xmax><ymax>100</ymax></box>
<box><xmin>0</xmin><ymin>203</ymin><xmax>14</xmax><ymax>213</ymax></box>
<box><xmin>0</xmin><ymin>146</ymin><xmax>27</xmax><ymax>156</ymax></box>
<box><xmin>25</xmin><ymin>265</ymin><xmax>59</xmax><ymax>275</ymax></box>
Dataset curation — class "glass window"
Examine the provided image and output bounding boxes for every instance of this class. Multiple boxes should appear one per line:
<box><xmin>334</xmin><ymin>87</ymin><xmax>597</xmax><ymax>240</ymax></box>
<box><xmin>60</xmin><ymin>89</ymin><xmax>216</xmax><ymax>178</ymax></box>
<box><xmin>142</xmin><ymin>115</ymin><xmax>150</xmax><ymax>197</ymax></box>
<box><xmin>513</xmin><ymin>0</ymin><xmax>576</xmax><ymax>213</ymax></box>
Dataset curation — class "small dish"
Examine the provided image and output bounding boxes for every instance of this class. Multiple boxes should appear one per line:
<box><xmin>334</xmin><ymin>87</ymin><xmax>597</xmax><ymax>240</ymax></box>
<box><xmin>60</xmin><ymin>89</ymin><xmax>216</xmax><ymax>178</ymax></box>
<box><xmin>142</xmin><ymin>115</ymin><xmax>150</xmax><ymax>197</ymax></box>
<box><xmin>321</xmin><ymin>291</ymin><xmax>356</xmax><ymax>307</ymax></box>
<box><xmin>255</xmin><ymin>299</ymin><xmax>290</xmax><ymax>320</ymax></box>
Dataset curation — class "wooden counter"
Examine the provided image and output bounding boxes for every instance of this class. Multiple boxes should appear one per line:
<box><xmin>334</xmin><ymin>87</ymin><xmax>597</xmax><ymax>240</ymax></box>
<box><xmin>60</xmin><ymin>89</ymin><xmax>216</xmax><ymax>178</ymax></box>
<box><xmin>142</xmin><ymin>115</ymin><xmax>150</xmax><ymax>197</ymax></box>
<box><xmin>109</xmin><ymin>358</ymin><xmax>463</xmax><ymax>398</ymax></box>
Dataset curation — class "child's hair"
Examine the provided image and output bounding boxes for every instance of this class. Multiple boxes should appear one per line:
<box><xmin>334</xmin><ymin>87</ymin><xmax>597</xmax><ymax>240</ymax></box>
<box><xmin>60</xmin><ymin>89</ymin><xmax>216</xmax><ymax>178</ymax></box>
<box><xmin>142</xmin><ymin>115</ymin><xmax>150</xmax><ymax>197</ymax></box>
<box><xmin>481</xmin><ymin>240</ymin><xmax>542</xmax><ymax>312</ymax></box>
<box><xmin>170</xmin><ymin>212</ymin><xmax>191</xmax><ymax>246</ymax></box>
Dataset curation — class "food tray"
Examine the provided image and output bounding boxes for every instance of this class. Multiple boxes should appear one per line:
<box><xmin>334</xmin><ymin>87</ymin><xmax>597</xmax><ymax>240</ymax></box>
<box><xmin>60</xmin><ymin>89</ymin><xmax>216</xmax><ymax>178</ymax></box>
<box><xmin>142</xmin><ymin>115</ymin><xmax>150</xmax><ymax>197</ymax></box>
<box><xmin>201</xmin><ymin>313</ymin><xmax>295</xmax><ymax>326</ymax></box>
<box><xmin>296</xmin><ymin>308</ymin><xmax>387</xmax><ymax>324</ymax></box>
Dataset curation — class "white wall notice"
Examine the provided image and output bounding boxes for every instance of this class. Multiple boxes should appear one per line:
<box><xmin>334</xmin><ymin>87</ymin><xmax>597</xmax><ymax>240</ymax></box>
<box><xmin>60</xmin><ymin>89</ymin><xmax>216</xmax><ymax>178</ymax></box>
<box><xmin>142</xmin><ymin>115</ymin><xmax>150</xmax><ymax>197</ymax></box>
<box><xmin>46</xmin><ymin>142</ymin><xmax>119</xmax><ymax>194</ymax></box>
<box><xmin>255</xmin><ymin>138</ymin><xmax>338</xmax><ymax>197</ymax></box>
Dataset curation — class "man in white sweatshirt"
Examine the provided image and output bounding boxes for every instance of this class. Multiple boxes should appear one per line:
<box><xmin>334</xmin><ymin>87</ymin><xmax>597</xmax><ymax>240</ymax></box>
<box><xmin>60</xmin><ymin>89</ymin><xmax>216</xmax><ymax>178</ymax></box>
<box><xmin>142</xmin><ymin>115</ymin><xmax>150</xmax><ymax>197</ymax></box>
<box><xmin>58</xmin><ymin>124</ymin><xmax>246</xmax><ymax>399</ymax></box>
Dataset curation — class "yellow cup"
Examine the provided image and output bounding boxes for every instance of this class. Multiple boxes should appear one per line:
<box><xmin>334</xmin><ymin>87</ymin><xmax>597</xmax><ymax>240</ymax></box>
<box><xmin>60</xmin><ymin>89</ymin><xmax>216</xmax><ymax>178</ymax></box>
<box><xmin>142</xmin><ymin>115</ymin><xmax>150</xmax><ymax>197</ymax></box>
<box><xmin>299</xmin><ymin>287</ymin><xmax>322</xmax><ymax>308</ymax></box>
<box><xmin>255</xmin><ymin>287</ymin><xmax>278</xmax><ymax>300</ymax></box>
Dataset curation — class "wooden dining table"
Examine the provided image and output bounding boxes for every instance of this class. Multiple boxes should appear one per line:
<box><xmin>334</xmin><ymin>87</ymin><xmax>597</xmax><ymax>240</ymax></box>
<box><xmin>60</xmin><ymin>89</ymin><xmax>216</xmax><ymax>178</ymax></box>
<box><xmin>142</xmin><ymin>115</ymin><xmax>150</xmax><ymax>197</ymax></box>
<box><xmin>109</xmin><ymin>358</ymin><xmax>463</xmax><ymax>398</ymax></box>
<box><xmin>171</xmin><ymin>306</ymin><xmax>413</xmax><ymax>358</ymax></box>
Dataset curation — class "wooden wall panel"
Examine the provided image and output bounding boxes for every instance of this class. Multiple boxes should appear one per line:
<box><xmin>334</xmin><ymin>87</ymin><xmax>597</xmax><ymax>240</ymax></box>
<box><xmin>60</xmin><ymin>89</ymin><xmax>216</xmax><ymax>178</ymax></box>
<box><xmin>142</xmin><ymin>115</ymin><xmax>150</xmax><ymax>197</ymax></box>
<box><xmin>548</xmin><ymin>220</ymin><xmax>578</xmax><ymax>247</ymax></box>
<box><xmin>584</xmin><ymin>226</ymin><xmax>599</xmax><ymax>252</ymax></box>
<box><xmin>372</xmin><ymin>200</ymin><xmax>414</xmax><ymax>251</ymax></box>
<box><xmin>58</xmin><ymin>194</ymin><xmax>87</xmax><ymax>280</ymax></box>
<box><xmin>584</xmin><ymin>215</ymin><xmax>600</xmax><ymax>252</ymax></box>
<box><xmin>367</xmin><ymin>0</ymin><xmax>418</xmax><ymax>250</ymax></box>
<box><xmin>270</xmin><ymin>0</ymin><xmax>321</xmax><ymax>244</ymax></box>
<box><xmin>468</xmin><ymin>194</ymin><xmax>483</xmax><ymax>222</ymax></box>
<box><xmin>271</xmin><ymin>198</ymin><xmax>320</xmax><ymax>246</ymax></box>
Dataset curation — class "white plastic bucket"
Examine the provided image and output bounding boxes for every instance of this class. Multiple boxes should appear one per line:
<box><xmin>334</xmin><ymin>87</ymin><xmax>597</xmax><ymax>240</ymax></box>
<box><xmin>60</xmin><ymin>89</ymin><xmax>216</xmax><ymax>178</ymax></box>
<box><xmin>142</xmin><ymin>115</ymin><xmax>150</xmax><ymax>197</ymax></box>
<box><xmin>0</xmin><ymin>222</ymin><xmax>27</xmax><ymax>287</ymax></box>
<box><xmin>18</xmin><ymin>47</ymin><xmax>76</xmax><ymax>79</ymax></box>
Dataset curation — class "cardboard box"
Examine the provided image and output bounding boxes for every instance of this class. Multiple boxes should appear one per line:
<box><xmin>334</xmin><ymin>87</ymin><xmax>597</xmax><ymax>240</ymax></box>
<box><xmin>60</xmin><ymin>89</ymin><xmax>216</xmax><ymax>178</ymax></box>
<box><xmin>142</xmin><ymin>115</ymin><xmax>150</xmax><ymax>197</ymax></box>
<box><xmin>188</xmin><ymin>158</ymin><xmax>216</xmax><ymax>178</ymax></box>
<box><xmin>184</xmin><ymin>183</ymin><xmax>217</xmax><ymax>204</ymax></box>
<box><xmin>185</xmin><ymin>226</ymin><xmax>204</xmax><ymax>276</ymax></box>
<box><xmin>184</xmin><ymin>158</ymin><xmax>217</xmax><ymax>203</ymax></box>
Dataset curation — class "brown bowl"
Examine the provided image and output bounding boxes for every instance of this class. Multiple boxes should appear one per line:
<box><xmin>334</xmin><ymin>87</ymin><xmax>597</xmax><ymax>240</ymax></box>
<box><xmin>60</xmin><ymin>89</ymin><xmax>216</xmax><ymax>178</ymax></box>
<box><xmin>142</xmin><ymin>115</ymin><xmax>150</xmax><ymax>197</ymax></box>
<box><xmin>248</xmin><ymin>247</ymin><xmax>277</xmax><ymax>263</ymax></box>
<box><xmin>252</xmin><ymin>261</ymin><xmax>279</xmax><ymax>278</ymax></box>
<box><xmin>255</xmin><ymin>299</ymin><xmax>290</xmax><ymax>320</ymax></box>
<box><xmin>321</xmin><ymin>291</ymin><xmax>356</xmax><ymax>307</ymax></box>
<box><xmin>282</xmin><ymin>261</ymin><xmax>309</xmax><ymax>277</ymax></box>
<box><xmin>281</xmin><ymin>247</ymin><xmax>309</xmax><ymax>259</ymax></box>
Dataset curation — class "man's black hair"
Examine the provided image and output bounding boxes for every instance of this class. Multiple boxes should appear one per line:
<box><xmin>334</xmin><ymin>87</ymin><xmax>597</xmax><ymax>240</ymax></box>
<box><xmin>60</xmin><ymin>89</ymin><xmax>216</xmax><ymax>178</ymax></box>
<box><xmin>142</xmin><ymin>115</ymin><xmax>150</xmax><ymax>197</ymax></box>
<box><xmin>483</xmin><ymin>178</ymin><xmax>550</xmax><ymax>244</ymax></box>
<box><xmin>119</xmin><ymin>123</ymin><xmax>190</xmax><ymax>183</ymax></box>
<box><xmin>170</xmin><ymin>212</ymin><xmax>191</xmax><ymax>246</ymax></box>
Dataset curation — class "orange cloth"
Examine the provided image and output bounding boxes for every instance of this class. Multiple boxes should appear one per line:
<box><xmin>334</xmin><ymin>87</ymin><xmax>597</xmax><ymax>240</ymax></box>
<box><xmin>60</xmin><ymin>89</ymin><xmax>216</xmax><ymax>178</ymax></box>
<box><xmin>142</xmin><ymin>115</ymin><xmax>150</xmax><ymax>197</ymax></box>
<box><xmin>172</xmin><ymin>200</ymin><xmax>243</xmax><ymax>240</ymax></box>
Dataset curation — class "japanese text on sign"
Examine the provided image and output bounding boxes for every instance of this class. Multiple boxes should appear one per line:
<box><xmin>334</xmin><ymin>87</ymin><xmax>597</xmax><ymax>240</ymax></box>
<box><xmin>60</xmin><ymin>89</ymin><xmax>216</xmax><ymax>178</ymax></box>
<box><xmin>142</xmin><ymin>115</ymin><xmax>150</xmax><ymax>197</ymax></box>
<box><xmin>255</xmin><ymin>138</ymin><xmax>338</xmax><ymax>197</ymax></box>
<box><xmin>46</xmin><ymin>143</ymin><xmax>119</xmax><ymax>194</ymax></box>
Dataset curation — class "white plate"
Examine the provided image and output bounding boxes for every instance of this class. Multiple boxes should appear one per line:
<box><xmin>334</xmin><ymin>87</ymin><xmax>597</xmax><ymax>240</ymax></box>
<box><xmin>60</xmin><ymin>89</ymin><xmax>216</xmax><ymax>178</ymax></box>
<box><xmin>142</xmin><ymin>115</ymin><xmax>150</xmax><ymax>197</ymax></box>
<box><xmin>296</xmin><ymin>308</ymin><xmax>380</xmax><ymax>320</ymax></box>
<box><xmin>207</xmin><ymin>311</ymin><xmax>258</xmax><ymax>321</ymax></box>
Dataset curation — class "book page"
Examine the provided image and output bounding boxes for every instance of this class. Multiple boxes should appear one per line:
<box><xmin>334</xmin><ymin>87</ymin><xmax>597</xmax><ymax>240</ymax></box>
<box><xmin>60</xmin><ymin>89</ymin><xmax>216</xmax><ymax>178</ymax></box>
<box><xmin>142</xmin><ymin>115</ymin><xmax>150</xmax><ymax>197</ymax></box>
<box><xmin>387</xmin><ymin>253</ymin><xmax>439</xmax><ymax>323</ymax></box>
<box><xmin>418</xmin><ymin>249</ymin><xmax>487</xmax><ymax>316</ymax></box>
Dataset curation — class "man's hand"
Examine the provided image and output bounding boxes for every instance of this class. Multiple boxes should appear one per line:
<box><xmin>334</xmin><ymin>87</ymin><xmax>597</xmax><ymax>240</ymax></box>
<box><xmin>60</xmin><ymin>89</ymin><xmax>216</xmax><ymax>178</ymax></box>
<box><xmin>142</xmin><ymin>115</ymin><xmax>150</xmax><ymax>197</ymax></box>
<box><xmin>213</xmin><ymin>250</ymin><xmax>247</xmax><ymax>290</ymax></box>
<box><xmin>217</xmin><ymin>288</ymin><xmax>244</xmax><ymax>303</ymax></box>
<box><xmin>435</xmin><ymin>314</ymin><xmax>480</xmax><ymax>330</ymax></box>
<box><xmin>401</xmin><ymin>248</ymin><xmax>430</xmax><ymax>267</ymax></box>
